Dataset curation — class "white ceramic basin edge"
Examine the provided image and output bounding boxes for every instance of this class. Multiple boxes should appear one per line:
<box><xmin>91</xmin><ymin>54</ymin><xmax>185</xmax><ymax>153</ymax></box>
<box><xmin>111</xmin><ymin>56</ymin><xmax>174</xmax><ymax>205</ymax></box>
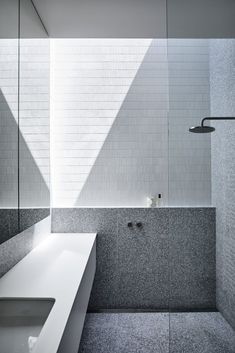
<box><xmin>0</xmin><ymin>233</ymin><xmax>97</xmax><ymax>353</ymax></box>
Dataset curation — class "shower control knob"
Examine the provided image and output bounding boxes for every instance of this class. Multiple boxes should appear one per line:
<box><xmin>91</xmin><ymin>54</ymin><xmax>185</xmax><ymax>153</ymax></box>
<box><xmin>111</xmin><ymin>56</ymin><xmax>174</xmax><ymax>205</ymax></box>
<box><xmin>127</xmin><ymin>222</ymin><xmax>133</xmax><ymax>228</ymax></box>
<box><xmin>136</xmin><ymin>222</ymin><xmax>143</xmax><ymax>228</ymax></box>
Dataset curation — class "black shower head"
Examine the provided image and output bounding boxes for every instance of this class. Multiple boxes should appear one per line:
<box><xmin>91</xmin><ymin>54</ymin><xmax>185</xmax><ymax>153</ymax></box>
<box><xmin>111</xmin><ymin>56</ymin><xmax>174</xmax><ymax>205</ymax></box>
<box><xmin>189</xmin><ymin>117</ymin><xmax>235</xmax><ymax>134</ymax></box>
<box><xmin>189</xmin><ymin>125</ymin><xmax>215</xmax><ymax>133</ymax></box>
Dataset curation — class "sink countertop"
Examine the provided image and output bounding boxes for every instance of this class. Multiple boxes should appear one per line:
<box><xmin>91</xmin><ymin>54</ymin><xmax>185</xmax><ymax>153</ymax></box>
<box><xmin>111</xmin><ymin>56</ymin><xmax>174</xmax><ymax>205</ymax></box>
<box><xmin>0</xmin><ymin>233</ymin><xmax>97</xmax><ymax>353</ymax></box>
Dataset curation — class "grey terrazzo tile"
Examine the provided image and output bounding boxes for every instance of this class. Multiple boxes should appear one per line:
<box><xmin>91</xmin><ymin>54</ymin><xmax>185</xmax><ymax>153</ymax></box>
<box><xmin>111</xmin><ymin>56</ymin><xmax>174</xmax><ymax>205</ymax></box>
<box><xmin>79</xmin><ymin>314</ymin><xmax>119</xmax><ymax>353</ymax></box>
<box><xmin>116</xmin><ymin>270</ymin><xmax>169</xmax><ymax>309</ymax></box>
<box><xmin>52</xmin><ymin>208</ymin><xmax>118</xmax><ymax>234</ymax></box>
<box><xmin>8</xmin><ymin>209</ymin><xmax>19</xmax><ymax>238</ymax></box>
<box><xmin>79</xmin><ymin>327</ymin><xmax>119</xmax><ymax>353</ymax></box>
<box><xmin>217</xmin><ymin>287</ymin><xmax>235</xmax><ymax>331</ymax></box>
<box><xmin>79</xmin><ymin>313</ymin><xmax>169</xmax><ymax>353</ymax></box>
<box><xmin>52</xmin><ymin>208</ymin><xmax>119</xmax><ymax>309</ymax></box>
<box><xmin>169</xmin><ymin>208</ymin><xmax>216</xmax><ymax>309</ymax></box>
<box><xmin>117</xmin><ymin>208</ymin><xmax>169</xmax><ymax>273</ymax></box>
<box><xmin>82</xmin><ymin>313</ymin><xmax>119</xmax><ymax>329</ymax></box>
<box><xmin>53</xmin><ymin>208</ymin><xmax>119</xmax><ymax>310</ymax></box>
<box><xmin>0</xmin><ymin>217</ymin><xmax>50</xmax><ymax>278</ymax></box>
<box><xmin>170</xmin><ymin>276</ymin><xmax>216</xmax><ymax>310</ymax></box>
<box><xmin>88</xmin><ymin>271</ymin><xmax>118</xmax><ymax>309</ymax></box>
<box><xmin>52</xmin><ymin>207</ymin><xmax>216</xmax><ymax>310</ymax></box>
<box><xmin>116</xmin><ymin>313</ymin><xmax>169</xmax><ymax>353</ymax></box>
<box><xmin>0</xmin><ymin>209</ymin><xmax>20</xmax><ymax>245</ymax></box>
<box><xmin>19</xmin><ymin>208</ymin><xmax>49</xmax><ymax>232</ymax></box>
<box><xmin>170</xmin><ymin>312</ymin><xmax>235</xmax><ymax>353</ymax></box>
<box><xmin>116</xmin><ymin>208</ymin><xmax>169</xmax><ymax>308</ymax></box>
<box><xmin>0</xmin><ymin>210</ymin><xmax>11</xmax><ymax>244</ymax></box>
<box><xmin>79</xmin><ymin>312</ymin><xmax>235</xmax><ymax>353</ymax></box>
<box><xmin>210</xmin><ymin>42</ymin><xmax>235</xmax><ymax>330</ymax></box>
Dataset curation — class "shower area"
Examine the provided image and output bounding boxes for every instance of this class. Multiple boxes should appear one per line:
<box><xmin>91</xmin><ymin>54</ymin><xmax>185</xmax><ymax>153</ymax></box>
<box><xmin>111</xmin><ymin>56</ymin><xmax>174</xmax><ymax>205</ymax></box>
<box><xmin>50</xmin><ymin>37</ymin><xmax>235</xmax><ymax>353</ymax></box>
<box><xmin>0</xmin><ymin>0</ymin><xmax>235</xmax><ymax>352</ymax></box>
<box><xmin>46</xmin><ymin>3</ymin><xmax>235</xmax><ymax>349</ymax></box>
<box><xmin>9</xmin><ymin>0</ymin><xmax>234</xmax><ymax>351</ymax></box>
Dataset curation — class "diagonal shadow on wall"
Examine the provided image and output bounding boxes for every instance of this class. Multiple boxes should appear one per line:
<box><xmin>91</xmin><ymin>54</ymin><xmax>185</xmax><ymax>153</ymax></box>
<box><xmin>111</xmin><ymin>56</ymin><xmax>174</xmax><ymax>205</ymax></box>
<box><xmin>0</xmin><ymin>88</ymin><xmax>49</xmax><ymax>241</ymax></box>
<box><xmin>75</xmin><ymin>39</ymin><xmax>169</xmax><ymax>206</ymax></box>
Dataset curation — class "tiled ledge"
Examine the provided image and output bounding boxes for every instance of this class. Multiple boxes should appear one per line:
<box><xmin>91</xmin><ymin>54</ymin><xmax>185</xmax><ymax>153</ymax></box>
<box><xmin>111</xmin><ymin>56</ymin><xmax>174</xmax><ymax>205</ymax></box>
<box><xmin>52</xmin><ymin>207</ymin><xmax>216</xmax><ymax>311</ymax></box>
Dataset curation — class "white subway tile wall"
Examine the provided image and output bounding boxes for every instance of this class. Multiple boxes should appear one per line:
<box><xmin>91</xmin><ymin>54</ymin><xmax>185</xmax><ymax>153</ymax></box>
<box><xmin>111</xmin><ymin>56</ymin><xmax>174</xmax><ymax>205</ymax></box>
<box><xmin>168</xmin><ymin>39</ymin><xmax>211</xmax><ymax>206</ymax></box>
<box><xmin>0</xmin><ymin>39</ymin><xmax>18</xmax><ymax>207</ymax></box>
<box><xmin>0</xmin><ymin>38</ymin><xmax>50</xmax><ymax>208</ymax></box>
<box><xmin>19</xmin><ymin>39</ymin><xmax>50</xmax><ymax>207</ymax></box>
<box><xmin>51</xmin><ymin>39</ymin><xmax>211</xmax><ymax>207</ymax></box>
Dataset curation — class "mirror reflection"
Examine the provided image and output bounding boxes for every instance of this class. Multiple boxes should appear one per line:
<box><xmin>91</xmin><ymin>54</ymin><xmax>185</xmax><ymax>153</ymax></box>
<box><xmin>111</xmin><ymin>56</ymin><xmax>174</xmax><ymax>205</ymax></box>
<box><xmin>0</xmin><ymin>0</ymin><xmax>50</xmax><ymax>245</ymax></box>
<box><xmin>0</xmin><ymin>0</ymin><xmax>19</xmax><ymax>244</ymax></box>
<box><xmin>19</xmin><ymin>0</ymin><xmax>50</xmax><ymax>231</ymax></box>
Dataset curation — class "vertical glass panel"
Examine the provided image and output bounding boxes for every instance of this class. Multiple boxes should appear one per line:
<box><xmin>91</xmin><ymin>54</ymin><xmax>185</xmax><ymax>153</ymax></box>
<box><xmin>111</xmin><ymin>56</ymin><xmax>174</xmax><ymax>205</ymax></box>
<box><xmin>0</xmin><ymin>0</ymin><xmax>19</xmax><ymax>244</ymax></box>
<box><xmin>210</xmin><ymin>38</ymin><xmax>235</xmax><ymax>349</ymax></box>
<box><xmin>19</xmin><ymin>0</ymin><xmax>50</xmax><ymax>231</ymax></box>
<box><xmin>167</xmin><ymin>17</ymin><xmax>235</xmax><ymax>353</ymax></box>
<box><xmin>168</xmin><ymin>39</ymin><xmax>211</xmax><ymax>206</ymax></box>
<box><xmin>50</xmin><ymin>38</ymin><xmax>170</xmax><ymax>351</ymax></box>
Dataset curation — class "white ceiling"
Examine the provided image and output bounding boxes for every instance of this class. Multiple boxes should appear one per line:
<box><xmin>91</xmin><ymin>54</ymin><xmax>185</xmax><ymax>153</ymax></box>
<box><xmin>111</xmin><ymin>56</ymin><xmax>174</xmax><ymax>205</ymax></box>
<box><xmin>33</xmin><ymin>0</ymin><xmax>235</xmax><ymax>38</ymax></box>
<box><xmin>32</xmin><ymin>0</ymin><xmax>167</xmax><ymax>38</ymax></box>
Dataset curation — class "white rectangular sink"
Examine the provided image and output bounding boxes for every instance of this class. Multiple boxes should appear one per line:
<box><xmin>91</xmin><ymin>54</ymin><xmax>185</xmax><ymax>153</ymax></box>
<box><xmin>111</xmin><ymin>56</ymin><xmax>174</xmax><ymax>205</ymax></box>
<box><xmin>0</xmin><ymin>298</ymin><xmax>55</xmax><ymax>353</ymax></box>
<box><xmin>0</xmin><ymin>233</ymin><xmax>96</xmax><ymax>353</ymax></box>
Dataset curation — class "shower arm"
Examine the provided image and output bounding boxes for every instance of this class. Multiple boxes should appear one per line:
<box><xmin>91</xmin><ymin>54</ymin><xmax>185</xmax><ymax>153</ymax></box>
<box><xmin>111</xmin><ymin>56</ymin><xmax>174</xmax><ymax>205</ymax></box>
<box><xmin>201</xmin><ymin>117</ymin><xmax>235</xmax><ymax>127</ymax></box>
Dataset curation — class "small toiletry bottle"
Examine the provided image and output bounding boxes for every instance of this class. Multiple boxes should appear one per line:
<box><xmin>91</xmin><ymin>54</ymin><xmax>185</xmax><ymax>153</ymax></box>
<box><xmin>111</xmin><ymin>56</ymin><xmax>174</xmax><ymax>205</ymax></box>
<box><xmin>157</xmin><ymin>193</ymin><xmax>162</xmax><ymax>207</ymax></box>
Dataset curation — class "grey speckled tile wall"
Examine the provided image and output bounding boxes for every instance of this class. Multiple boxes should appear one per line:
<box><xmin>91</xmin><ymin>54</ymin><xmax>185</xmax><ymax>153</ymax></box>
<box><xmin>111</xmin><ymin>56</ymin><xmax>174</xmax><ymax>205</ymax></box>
<box><xmin>78</xmin><ymin>312</ymin><xmax>235</xmax><ymax>353</ymax></box>
<box><xmin>210</xmin><ymin>39</ymin><xmax>235</xmax><ymax>330</ymax></box>
<box><xmin>0</xmin><ymin>209</ymin><xmax>19</xmax><ymax>245</ymax></box>
<box><xmin>19</xmin><ymin>208</ymin><xmax>50</xmax><ymax>232</ymax></box>
<box><xmin>169</xmin><ymin>208</ymin><xmax>216</xmax><ymax>309</ymax></box>
<box><xmin>116</xmin><ymin>208</ymin><xmax>169</xmax><ymax>309</ymax></box>
<box><xmin>0</xmin><ymin>208</ymin><xmax>50</xmax><ymax>246</ymax></box>
<box><xmin>0</xmin><ymin>216</ymin><xmax>51</xmax><ymax>278</ymax></box>
<box><xmin>52</xmin><ymin>208</ymin><xmax>216</xmax><ymax>310</ymax></box>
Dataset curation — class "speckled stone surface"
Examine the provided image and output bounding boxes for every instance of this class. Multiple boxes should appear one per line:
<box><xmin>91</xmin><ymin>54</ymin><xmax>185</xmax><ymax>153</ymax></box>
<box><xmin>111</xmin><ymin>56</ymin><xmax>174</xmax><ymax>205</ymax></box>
<box><xmin>79</xmin><ymin>313</ymin><xmax>169</xmax><ymax>353</ymax></box>
<box><xmin>0</xmin><ymin>209</ymin><xmax>19</xmax><ymax>245</ymax></box>
<box><xmin>116</xmin><ymin>208</ymin><xmax>169</xmax><ymax>309</ymax></box>
<box><xmin>170</xmin><ymin>312</ymin><xmax>235</xmax><ymax>353</ymax></box>
<box><xmin>0</xmin><ymin>216</ymin><xmax>51</xmax><ymax>278</ymax></box>
<box><xmin>52</xmin><ymin>208</ymin><xmax>119</xmax><ymax>309</ymax></box>
<box><xmin>0</xmin><ymin>208</ymin><xmax>50</xmax><ymax>246</ymax></box>
<box><xmin>52</xmin><ymin>207</ymin><xmax>216</xmax><ymax>310</ymax></box>
<box><xmin>8</xmin><ymin>209</ymin><xmax>19</xmax><ymax>239</ymax></box>
<box><xmin>169</xmin><ymin>208</ymin><xmax>216</xmax><ymax>309</ymax></box>
<box><xmin>19</xmin><ymin>208</ymin><xmax>50</xmax><ymax>232</ymax></box>
<box><xmin>79</xmin><ymin>312</ymin><xmax>235</xmax><ymax>353</ymax></box>
<box><xmin>210</xmin><ymin>39</ymin><xmax>235</xmax><ymax>331</ymax></box>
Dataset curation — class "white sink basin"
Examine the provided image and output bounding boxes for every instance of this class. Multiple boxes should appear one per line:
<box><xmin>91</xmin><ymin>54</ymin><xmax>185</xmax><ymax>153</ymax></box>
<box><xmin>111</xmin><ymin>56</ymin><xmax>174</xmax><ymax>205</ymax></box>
<box><xmin>0</xmin><ymin>298</ymin><xmax>55</xmax><ymax>353</ymax></box>
<box><xmin>0</xmin><ymin>234</ymin><xmax>96</xmax><ymax>353</ymax></box>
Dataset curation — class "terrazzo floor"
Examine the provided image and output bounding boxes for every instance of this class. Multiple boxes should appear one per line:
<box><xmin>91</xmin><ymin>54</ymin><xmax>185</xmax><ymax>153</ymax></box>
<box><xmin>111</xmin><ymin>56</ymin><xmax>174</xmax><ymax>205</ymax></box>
<box><xmin>78</xmin><ymin>312</ymin><xmax>235</xmax><ymax>353</ymax></box>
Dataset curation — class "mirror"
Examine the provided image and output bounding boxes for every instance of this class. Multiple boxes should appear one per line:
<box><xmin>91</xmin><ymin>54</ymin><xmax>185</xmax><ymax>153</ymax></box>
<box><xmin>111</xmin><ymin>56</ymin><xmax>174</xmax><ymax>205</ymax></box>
<box><xmin>0</xmin><ymin>0</ymin><xmax>50</xmax><ymax>244</ymax></box>
<box><xmin>19</xmin><ymin>0</ymin><xmax>50</xmax><ymax>231</ymax></box>
<box><xmin>0</xmin><ymin>0</ymin><xmax>19</xmax><ymax>244</ymax></box>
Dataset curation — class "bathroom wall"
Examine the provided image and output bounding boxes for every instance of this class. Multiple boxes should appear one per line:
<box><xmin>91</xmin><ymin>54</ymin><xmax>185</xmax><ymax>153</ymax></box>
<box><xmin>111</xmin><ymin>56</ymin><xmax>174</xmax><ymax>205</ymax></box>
<box><xmin>52</xmin><ymin>207</ymin><xmax>216</xmax><ymax>310</ymax></box>
<box><xmin>210</xmin><ymin>39</ymin><xmax>235</xmax><ymax>330</ymax></box>
<box><xmin>51</xmin><ymin>39</ymin><xmax>169</xmax><ymax>207</ymax></box>
<box><xmin>19</xmin><ymin>38</ymin><xmax>50</xmax><ymax>208</ymax></box>
<box><xmin>168</xmin><ymin>39</ymin><xmax>211</xmax><ymax>206</ymax></box>
<box><xmin>0</xmin><ymin>216</ymin><xmax>51</xmax><ymax>278</ymax></box>
<box><xmin>0</xmin><ymin>37</ymin><xmax>50</xmax><ymax>208</ymax></box>
<box><xmin>0</xmin><ymin>37</ymin><xmax>50</xmax><ymax>238</ymax></box>
<box><xmin>0</xmin><ymin>35</ymin><xmax>51</xmax><ymax>273</ymax></box>
<box><xmin>51</xmin><ymin>38</ymin><xmax>211</xmax><ymax>207</ymax></box>
<box><xmin>0</xmin><ymin>39</ymin><xmax>18</xmax><ymax>209</ymax></box>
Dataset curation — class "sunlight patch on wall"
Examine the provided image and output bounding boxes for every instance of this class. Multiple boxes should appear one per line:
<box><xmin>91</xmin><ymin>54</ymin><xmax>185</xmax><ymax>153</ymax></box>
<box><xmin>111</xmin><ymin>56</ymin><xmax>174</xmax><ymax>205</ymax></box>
<box><xmin>51</xmin><ymin>38</ymin><xmax>154</xmax><ymax>207</ymax></box>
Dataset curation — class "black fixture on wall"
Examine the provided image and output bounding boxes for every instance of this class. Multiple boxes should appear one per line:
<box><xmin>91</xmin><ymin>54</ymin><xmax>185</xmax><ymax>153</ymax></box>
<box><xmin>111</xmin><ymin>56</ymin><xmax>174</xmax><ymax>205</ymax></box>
<box><xmin>189</xmin><ymin>117</ymin><xmax>235</xmax><ymax>133</ymax></box>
